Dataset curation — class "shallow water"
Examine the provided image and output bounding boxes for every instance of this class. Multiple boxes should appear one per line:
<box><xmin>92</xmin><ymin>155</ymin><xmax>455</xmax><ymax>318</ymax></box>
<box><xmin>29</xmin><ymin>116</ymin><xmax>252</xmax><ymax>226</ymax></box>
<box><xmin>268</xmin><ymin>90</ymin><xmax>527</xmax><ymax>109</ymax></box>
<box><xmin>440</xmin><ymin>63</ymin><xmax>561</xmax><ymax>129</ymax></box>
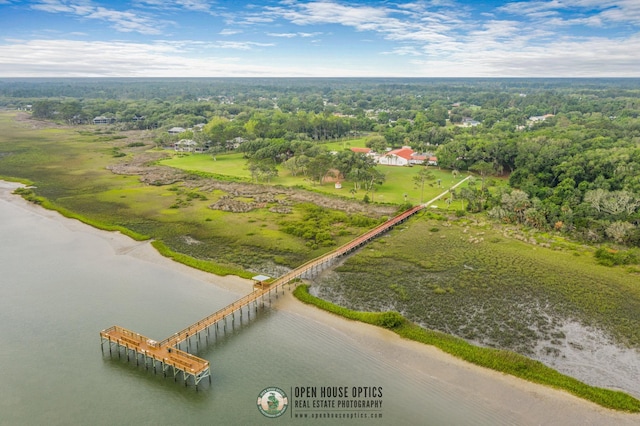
<box><xmin>534</xmin><ymin>321</ymin><xmax>640</xmax><ymax>398</ymax></box>
<box><xmin>1</xmin><ymin>181</ymin><xmax>638</xmax><ymax>425</ymax></box>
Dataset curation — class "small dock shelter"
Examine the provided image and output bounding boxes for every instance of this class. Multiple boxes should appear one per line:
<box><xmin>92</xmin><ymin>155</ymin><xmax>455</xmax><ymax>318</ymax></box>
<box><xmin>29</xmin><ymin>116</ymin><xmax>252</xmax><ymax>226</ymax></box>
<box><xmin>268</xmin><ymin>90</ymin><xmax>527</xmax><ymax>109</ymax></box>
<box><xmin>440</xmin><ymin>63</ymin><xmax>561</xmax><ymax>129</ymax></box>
<box><xmin>252</xmin><ymin>274</ymin><xmax>271</xmax><ymax>290</ymax></box>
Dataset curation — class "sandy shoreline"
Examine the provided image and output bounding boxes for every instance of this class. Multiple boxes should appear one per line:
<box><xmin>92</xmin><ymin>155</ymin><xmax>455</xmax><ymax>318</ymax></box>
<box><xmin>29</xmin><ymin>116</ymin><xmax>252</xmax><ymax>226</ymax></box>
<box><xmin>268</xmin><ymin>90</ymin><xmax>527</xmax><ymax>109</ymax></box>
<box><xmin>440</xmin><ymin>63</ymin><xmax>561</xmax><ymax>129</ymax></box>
<box><xmin>2</xmin><ymin>180</ymin><xmax>639</xmax><ymax>424</ymax></box>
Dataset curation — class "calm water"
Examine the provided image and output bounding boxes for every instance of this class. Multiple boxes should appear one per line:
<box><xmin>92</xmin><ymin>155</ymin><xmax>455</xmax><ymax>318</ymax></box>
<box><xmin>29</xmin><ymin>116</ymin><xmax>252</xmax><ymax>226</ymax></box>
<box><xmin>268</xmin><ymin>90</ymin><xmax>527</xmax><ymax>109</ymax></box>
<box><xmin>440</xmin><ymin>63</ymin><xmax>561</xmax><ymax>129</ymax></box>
<box><xmin>0</xmin><ymin>183</ymin><xmax>637</xmax><ymax>426</ymax></box>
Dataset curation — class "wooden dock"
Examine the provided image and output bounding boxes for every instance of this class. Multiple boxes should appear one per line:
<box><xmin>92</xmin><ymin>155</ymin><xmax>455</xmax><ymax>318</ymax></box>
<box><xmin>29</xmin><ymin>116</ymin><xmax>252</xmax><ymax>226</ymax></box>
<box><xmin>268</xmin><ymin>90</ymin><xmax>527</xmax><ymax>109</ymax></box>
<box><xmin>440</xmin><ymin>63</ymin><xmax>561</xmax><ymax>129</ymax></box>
<box><xmin>100</xmin><ymin>177</ymin><xmax>470</xmax><ymax>389</ymax></box>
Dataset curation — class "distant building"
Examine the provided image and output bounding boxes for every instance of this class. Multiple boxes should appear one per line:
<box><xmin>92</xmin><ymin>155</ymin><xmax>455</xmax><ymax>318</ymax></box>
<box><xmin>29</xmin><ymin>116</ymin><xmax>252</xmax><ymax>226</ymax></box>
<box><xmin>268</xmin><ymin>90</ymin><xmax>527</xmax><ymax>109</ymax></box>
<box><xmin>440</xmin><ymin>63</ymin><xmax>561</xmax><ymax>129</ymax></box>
<box><xmin>174</xmin><ymin>139</ymin><xmax>198</xmax><ymax>152</ymax></box>
<box><xmin>379</xmin><ymin>146</ymin><xmax>414</xmax><ymax>166</ymax></box>
<box><xmin>93</xmin><ymin>116</ymin><xmax>116</xmax><ymax>124</ymax></box>
<box><xmin>409</xmin><ymin>153</ymin><xmax>427</xmax><ymax>165</ymax></box>
<box><xmin>374</xmin><ymin>146</ymin><xmax>437</xmax><ymax>167</ymax></box>
<box><xmin>350</xmin><ymin>147</ymin><xmax>373</xmax><ymax>154</ymax></box>
<box><xmin>459</xmin><ymin>117</ymin><xmax>481</xmax><ymax>127</ymax></box>
<box><xmin>528</xmin><ymin>114</ymin><xmax>555</xmax><ymax>122</ymax></box>
<box><xmin>226</xmin><ymin>137</ymin><xmax>247</xmax><ymax>150</ymax></box>
<box><xmin>168</xmin><ymin>126</ymin><xmax>186</xmax><ymax>135</ymax></box>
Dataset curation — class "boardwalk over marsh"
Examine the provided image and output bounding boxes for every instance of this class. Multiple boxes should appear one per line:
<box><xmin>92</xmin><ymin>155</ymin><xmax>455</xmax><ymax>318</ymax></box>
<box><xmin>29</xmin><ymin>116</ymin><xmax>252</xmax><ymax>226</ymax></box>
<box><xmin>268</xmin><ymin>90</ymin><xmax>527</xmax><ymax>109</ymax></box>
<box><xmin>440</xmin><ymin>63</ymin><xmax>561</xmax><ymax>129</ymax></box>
<box><xmin>100</xmin><ymin>176</ymin><xmax>471</xmax><ymax>388</ymax></box>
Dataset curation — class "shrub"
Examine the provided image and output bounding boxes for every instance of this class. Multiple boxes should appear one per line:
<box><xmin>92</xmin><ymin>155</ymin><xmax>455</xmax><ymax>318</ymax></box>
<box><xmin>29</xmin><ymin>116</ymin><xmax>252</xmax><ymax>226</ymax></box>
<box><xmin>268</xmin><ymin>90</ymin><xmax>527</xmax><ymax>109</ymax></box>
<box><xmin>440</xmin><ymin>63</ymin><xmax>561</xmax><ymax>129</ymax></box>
<box><xmin>594</xmin><ymin>247</ymin><xmax>638</xmax><ymax>266</ymax></box>
<box><xmin>376</xmin><ymin>311</ymin><xmax>405</xmax><ymax>329</ymax></box>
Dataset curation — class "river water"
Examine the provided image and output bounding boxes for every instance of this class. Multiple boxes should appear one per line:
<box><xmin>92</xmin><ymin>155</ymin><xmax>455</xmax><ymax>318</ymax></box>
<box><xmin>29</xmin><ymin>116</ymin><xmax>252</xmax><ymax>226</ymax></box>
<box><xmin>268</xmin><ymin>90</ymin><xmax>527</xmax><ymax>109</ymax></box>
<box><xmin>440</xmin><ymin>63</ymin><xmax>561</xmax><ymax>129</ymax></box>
<box><xmin>0</xmin><ymin>181</ymin><xmax>638</xmax><ymax>426</ymax></box>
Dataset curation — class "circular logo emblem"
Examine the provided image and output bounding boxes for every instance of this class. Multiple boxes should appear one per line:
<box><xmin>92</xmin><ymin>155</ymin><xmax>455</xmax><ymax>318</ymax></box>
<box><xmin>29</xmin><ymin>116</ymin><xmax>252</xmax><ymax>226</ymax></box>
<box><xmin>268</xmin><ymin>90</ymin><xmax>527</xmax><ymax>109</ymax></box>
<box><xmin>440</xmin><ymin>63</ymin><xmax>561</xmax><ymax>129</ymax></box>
<box><xmin>257</xmin><ymin>387</ymin><xmax>289</xmax><ymax>418</ymax></box>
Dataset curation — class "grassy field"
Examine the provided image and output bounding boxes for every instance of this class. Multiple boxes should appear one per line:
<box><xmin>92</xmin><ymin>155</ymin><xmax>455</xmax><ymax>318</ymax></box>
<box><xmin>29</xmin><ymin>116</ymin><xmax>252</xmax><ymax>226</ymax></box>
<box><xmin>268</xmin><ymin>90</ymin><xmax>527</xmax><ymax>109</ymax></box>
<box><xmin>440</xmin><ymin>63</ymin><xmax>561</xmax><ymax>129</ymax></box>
<box><xmin>320</xmin><ymin>137</ymin><xmax>369</xmax><ymax>151</ymax></box>
<box><xmin>161</xmin><ymin>149</ymin><xmax>468</xmax><ymax>207</ymax></box>
<box><xmin>162</xmin><ymin>152</ymin><xmax>253</xmax><ymax>180</ymax></box>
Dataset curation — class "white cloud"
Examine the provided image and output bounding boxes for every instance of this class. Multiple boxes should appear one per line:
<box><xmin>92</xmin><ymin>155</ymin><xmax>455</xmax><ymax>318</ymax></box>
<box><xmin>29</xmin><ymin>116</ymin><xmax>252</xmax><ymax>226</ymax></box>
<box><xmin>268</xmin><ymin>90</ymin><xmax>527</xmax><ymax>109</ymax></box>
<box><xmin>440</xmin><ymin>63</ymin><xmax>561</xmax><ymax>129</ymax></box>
<box><xmin>31</xmin><ymin>0</ymin><xmax>77</xmax><ymax>14</ymax></box>
<box><xmin>267</xmin><ymin>32</ymin><xmax>298</xmax><ymax>38</ymax></box>
<box><xmin>381</xmin><ymin>46</ymin><xmax>422</xmax><ymax>56</ymax></box>
<box><xmin>263</xmin><ymin>0</ymin><xmax>463</xmax><ymax>45</ymax></box>
<box><xmin>266</xmin><ymin>32</ymin><xmax>322</xmax><ymax>38</ymax></box>
<box><xmin>242</xmin><ymin>16</ymin><xmax>274</xmax><ymax>24</ymax></box>
<box><xmin>410</xmin><ymin>33</ymin><xmax>640</xmax><ymax>77</ymax></box>
<box><xmin>30</xmin><ymin>0</ymin><xmax>168</xmax><ymax>35</ymax></box>
<box><xmin>4</xmin><ymin>1</ymin><xmax>640</xmax><ymax>77</ymax></box>
<box><xmin>298</xmin><ymin>32</ymin><xmax>322</xmax><ymax>37</ymax></box>
<box><xmin>0</xmin><ymin>38</ymin><xmax>377</xmax><ymax>77</ymax></box>
<box><xmin>219</xmin><ymin>29</ymin><xmax>242</xmax><ymax>36</ymax></box>
<box><xmin>134</xmin><ymin>0</ymin><xmax>215</xmax><ymax>13</ymax></box>
<box><xmin>210</xmin><ymin>41</ymin><xmax>275</xmax><ymax>50</ymax></box>
<box><xmin>498</xmin><ymin>0</ymin><xmax>640</xmax><ymax>26</ymax></box>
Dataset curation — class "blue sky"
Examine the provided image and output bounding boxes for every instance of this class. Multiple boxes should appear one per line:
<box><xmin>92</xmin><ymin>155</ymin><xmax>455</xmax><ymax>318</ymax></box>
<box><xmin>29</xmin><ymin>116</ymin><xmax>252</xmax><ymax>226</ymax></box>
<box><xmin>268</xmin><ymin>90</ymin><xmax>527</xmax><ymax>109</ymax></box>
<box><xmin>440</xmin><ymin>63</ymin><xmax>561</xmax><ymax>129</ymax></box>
<box><xmin>1</xmin><ymin>0</ymin><xmax>639</xmax><ymax>77</ymax></box>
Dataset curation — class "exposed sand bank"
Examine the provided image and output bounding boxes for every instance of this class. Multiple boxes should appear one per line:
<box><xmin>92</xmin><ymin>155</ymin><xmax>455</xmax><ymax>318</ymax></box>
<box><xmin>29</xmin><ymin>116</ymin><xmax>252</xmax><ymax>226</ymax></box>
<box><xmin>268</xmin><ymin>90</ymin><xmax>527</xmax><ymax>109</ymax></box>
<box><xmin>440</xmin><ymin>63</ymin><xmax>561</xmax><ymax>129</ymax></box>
<box><xmin>1</xmin><ymin>180</ymin><xmax>639</xmax><ymax>425</ymax></box>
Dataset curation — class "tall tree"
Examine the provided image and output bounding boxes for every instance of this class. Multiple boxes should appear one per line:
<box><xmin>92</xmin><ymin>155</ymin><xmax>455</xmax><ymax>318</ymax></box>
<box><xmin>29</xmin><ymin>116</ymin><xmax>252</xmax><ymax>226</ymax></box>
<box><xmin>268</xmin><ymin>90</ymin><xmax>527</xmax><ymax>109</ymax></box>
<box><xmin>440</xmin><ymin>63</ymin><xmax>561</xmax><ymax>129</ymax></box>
<box><xmin>413</xmin><ymin>167</ymin><xmax>436</xmax><ymax>203</ymax></box>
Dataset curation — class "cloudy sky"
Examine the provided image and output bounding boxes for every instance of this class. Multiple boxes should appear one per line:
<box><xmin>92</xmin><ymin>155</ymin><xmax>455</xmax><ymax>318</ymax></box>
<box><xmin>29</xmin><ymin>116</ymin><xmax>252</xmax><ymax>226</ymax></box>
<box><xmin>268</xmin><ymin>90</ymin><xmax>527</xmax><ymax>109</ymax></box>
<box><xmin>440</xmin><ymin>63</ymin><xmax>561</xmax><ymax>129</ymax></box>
<box><xmin>1</xmin><ymin>0</ymin><xmax>639</xmax><ymax>77</ymax></box>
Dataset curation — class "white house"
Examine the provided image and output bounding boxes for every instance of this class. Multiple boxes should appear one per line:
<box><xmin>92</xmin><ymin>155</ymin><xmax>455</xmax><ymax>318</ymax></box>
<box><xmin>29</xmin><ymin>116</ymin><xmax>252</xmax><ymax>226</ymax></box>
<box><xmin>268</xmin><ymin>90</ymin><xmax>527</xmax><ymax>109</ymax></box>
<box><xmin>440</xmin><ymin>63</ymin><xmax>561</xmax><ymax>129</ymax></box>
<box><xmin>168</xmin><ymin>126</ymin><xmax>186</xmax><ymax>135</ymax></box>
<box><xmin>174</xmin><ymin>139</ymin><xmax>198</xmax><ymax>152</ymax></box>
<box><xmin>226</xmin><ymin>136</ymin><xmax>247</xmax><ymax>150</ymax></box>
<box><xmin>378</xmin><ymin>146</ymin><xmax>414</xmax><ymax>166</ymax></box>
<box><xmin>459</xmin><ymin>117</ymin><xmax>481</xmax><ymax>127</ymax></box>
<box><xmin>93</xmin><ymin>116</ymin><xmax>116</xmax><ymax>124</ymax></box>
<box><xmin>409</xmin><ymin>153</ymin><xmax>427</xmax><ymax>165</ymax></box>
<box><xmin>528</xmin><ymin>114</ymin><xmax>554</xmax><ymax>123</ymax></box>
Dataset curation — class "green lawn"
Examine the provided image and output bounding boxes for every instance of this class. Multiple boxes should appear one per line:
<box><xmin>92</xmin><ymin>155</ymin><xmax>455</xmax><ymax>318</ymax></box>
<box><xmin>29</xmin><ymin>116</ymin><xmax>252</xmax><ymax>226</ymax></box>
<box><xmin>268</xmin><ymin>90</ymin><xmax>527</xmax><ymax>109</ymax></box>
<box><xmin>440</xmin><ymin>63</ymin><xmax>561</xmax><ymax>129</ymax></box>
<box><xmin>161</xmin><ymin>151</ymin><xmax>252</xmax><ymax>179</ymax></box>
<box><xmin>160</xmin><ymin>150</ymin><xmax>469</xmax><ymax>206</ymax></box>
<box><xmin>321</xmin><ymin>137</ymin><xmax>369</xmax><ymax>151</ymax></box>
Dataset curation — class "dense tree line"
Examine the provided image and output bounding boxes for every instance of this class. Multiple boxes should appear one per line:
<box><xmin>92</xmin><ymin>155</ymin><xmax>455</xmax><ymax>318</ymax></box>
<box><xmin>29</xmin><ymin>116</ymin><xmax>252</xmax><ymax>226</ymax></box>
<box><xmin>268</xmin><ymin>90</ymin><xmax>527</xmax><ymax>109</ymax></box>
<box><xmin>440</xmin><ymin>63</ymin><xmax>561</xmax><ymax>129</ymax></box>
<box><xmin>2</xmin><ymin>77</ymin><xmax>640</xmax><ymax>247</ymax></box>
<box><xmin>436</xmin><ymin>111</ymin><xmax>640</xmax><ymax>247</ymax></box>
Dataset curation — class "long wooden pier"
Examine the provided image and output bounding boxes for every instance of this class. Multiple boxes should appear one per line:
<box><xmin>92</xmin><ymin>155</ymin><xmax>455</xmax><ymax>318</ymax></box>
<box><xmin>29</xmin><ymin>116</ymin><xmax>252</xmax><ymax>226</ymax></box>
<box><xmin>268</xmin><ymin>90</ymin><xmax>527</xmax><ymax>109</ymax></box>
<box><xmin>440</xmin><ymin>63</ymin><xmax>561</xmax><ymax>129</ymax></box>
<box><xmin>100</xmin><ymin>176</ymin><xmax>470</xmax><ymax>389</ymax></box>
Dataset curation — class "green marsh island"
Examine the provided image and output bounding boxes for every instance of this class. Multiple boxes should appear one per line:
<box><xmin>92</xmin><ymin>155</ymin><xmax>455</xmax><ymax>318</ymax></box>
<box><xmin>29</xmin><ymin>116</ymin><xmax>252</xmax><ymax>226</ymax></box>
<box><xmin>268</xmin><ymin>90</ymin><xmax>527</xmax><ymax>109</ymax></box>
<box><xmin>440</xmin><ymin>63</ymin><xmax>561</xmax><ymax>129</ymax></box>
<box><xmin>1</xmin><ymin>78</ymin><xmax>639</xmax><ymax>411</ymax></box>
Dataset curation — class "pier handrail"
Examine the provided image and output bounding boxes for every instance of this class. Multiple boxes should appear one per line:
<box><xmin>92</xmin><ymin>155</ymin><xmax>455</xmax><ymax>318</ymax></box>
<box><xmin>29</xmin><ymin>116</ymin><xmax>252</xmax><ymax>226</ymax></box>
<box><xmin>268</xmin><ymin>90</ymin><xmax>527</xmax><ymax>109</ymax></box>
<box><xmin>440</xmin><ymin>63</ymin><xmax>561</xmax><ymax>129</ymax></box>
<box><xmin>100</xmin><ymin>177</ymin><xmax>471</xmax><ymax>388</ymax></box>
<box><xmin>157</xmin><ymin>201</ymin><xmax>421</xmax><ymax>347</ymax></box>
<box><xmin>156</xmin><ymin>176</ymin><xmax>471</xmax><ymax>349</ymax></box>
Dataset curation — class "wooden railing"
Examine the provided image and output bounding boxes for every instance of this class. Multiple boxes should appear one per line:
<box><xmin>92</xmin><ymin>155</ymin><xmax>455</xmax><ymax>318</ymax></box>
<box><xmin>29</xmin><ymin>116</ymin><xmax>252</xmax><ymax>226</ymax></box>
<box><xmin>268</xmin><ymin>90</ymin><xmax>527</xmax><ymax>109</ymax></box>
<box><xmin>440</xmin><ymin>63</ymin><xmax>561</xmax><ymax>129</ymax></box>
<box><xmin>104</xmin><ymin>176</ymin><xmax>472</xmax><ymax>368</ymax></box>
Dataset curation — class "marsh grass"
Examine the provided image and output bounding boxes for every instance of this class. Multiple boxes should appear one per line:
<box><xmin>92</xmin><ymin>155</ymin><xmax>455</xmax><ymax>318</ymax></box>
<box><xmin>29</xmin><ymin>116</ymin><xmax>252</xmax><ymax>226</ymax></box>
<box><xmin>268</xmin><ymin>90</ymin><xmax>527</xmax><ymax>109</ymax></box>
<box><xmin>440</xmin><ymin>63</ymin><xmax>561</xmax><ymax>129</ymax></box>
<box><xmin>314</xmin><ymin>217</ymin><xmax>640</xmax><ymax>355</ymax></box>
<box><xmin>293</xmin><ymin>285</ymin><xmax>640</xmax><ymax>412</ymax></box>
<box><xmin>0</xmin><ymin>112</ymin><xmax>382</xmax><ymax>272</ymax></box>
<box><xmin>151</xmin><ymin>241</ymin><xmax>253</xmax><ymax>278</ymax></box>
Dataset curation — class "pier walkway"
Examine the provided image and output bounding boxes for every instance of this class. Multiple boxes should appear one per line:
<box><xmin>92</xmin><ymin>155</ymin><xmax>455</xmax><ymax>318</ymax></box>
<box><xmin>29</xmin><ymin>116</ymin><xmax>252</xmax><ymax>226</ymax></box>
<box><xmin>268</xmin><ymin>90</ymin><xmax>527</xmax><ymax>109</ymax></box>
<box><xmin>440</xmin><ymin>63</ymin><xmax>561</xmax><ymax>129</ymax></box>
<box><xmin>100</xmin><ymin>176</ymin><xmax>470</xmax><ymax>389</ymax></box>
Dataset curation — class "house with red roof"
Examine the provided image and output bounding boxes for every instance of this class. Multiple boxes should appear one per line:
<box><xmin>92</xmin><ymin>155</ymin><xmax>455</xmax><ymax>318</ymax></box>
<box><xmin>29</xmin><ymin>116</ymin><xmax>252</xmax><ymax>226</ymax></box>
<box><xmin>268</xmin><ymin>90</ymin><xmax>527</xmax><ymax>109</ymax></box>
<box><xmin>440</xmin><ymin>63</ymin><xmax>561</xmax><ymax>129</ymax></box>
<box><xmin>350</xmin><ymin>147</ymin><xmax>372</xmax><ymax>154</ymax></box>
<box><xmin>379</xmin><ymin>146</ymin><xmax>415</xmax><ymax>166</ymax></box>
<box><xmin>379</xmin><ymin>146</ymin><xmax>413</xmax><ymax>166</ymax></box>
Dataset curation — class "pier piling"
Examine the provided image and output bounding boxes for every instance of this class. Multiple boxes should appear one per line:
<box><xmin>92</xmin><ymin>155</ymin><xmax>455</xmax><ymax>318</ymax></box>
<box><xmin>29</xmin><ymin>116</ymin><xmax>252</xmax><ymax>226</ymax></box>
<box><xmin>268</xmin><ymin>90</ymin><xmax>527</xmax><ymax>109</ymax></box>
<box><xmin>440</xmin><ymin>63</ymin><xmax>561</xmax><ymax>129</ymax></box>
<box><xmin>99</xmin><ymin>182</ymin><xmax>472</xmax><ymax>389</ymax></box>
